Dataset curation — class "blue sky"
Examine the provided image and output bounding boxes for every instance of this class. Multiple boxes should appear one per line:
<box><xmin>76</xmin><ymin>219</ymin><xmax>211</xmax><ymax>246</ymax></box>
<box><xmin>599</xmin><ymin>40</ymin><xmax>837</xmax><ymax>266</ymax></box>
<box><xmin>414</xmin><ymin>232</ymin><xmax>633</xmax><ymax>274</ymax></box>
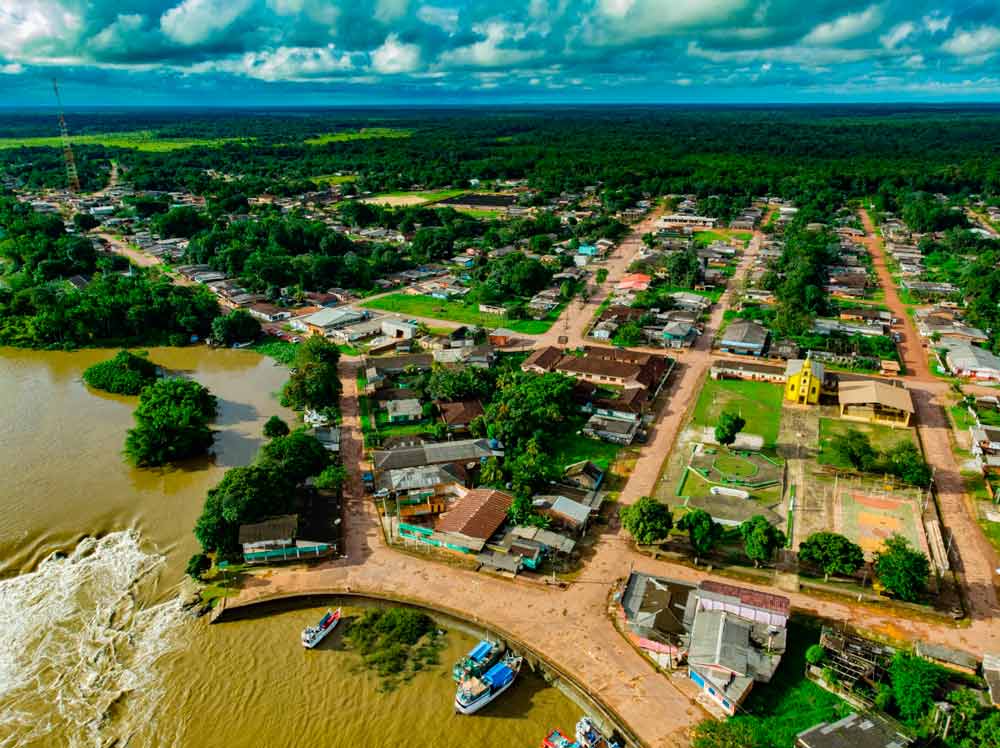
<box><xmin>1</xmin><ymin>1</ymin><xmax>1000</xmax><ymax>105</ymax></box>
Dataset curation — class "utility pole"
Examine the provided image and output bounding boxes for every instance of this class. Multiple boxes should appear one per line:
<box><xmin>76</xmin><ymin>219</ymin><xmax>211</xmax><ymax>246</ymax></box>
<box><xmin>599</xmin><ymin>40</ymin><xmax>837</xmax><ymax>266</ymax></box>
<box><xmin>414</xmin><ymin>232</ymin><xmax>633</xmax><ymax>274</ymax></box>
<box><xmin>51</xmin><ymin>79</ymin><xmax>81</xmax><ymax>193</ymax></box>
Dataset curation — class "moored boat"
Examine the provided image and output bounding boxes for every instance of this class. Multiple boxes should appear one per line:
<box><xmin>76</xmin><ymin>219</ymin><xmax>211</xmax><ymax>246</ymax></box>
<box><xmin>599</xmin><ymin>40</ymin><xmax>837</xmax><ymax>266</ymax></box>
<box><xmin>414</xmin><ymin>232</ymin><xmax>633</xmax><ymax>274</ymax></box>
<box><xmin>454</xmin><ymin>654</ymin><xmax>522</xmax><ymax>715</ymax></box>
<box><xmin>452</xmin><ymin>639</ymin><xmax>505</xmax><ymax>682</ymax></box>
<box><xmin>301</xmin><ymin>608</ymin><xmax>341</xmax><ymax>649</ymax></box>
<box><xmin>575</xmin><ymin>717</ymin><xmax>621</xmax><ymax>748</ymax></box>
<box><xmin>542</xmin><ymin>728</ymin><xmax>580</xmax><ymax>747</ymax></box>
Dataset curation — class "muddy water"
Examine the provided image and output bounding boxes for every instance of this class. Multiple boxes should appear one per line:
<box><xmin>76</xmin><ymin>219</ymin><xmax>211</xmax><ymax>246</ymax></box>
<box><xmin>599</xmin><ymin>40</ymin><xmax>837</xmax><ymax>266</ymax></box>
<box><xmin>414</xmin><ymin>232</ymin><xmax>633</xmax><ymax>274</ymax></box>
<box><xmin>0</xmin><ymin>348</ymin><xmax>581</xmax><ymax>748</ymax></box>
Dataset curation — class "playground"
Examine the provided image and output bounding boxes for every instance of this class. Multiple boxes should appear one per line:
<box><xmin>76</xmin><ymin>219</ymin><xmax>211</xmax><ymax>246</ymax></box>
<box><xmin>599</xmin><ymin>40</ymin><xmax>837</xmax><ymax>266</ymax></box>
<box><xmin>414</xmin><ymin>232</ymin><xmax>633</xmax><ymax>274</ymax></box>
<box><xmin>833</xmin><ymin>479</ymin><xmax>928</xmax><ymax>558</ymax></box>
<box><xmin>687</xmin><ymin>446</ymin><xmax>783</xmax><ymax>489</ymax></box>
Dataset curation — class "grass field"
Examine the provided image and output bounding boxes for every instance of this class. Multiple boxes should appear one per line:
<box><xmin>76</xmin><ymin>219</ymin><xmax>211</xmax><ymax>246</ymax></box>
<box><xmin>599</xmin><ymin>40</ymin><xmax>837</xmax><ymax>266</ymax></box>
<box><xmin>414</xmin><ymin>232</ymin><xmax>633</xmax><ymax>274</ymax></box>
<box><xmin>0</xmin><ymin>130</ymin><xmax>241</xmax><ymax>151</ymax></box>
<box><xmin>690</xmin><ymin>379</ymin><xmax>784</xmax><ymax>446</ymax></box>
<box><xmin>817</xmin><ymin>417</ymin><xmax>916</xmax><ymax>469</ymax></box>
<box><xmin>550</xmin><ymin>420</ymin><xmax>622</xmax><ymax>472</ymax></box>
<box><xmin>360</xmin><ymin>189</ymin><xmax>467</xmax><ymax>207</ymax></box>
<box><xmin>454</xmin><ymin>207</ymin><xmax>506</xmax><ymax>219</ymax></box>
<box><xmin>692</xmin><ymin>229</ymin><xmax>753</xmax><ymax>246</ymax></box>
<box><xmin>304</xmin><ymin>128</ymin><xmax>413</xmax><ymax>145</ymax></box>
<box><xmin>362</xmin><ymin>293</ymin><xmax>563</xmax><ymax>334</ymax></box>
<box><xmin>312</xmin><ymin>174</ymin><xmax>358</xmax><ymax>185</ymax></box>
<box><xmin>729</xmin><ymin>621</ymin><xmax>850</xmax><ymax>748</ymax></box>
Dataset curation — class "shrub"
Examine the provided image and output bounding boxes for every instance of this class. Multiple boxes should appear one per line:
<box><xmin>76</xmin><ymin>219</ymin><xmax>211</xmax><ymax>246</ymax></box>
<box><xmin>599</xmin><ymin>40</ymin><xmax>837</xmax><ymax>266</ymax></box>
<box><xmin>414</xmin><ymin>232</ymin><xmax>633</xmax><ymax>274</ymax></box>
<box><xmin>185</xmin><ymin>553</ymin><xmax>211</xmax><ymax>580</ymax></box>
<box><xmin>805</xmin><ymin>644</ymin><xmax>826</xmax><ymax>666</ymax></box>
<box><xmin>263</xmin><ymin>415</ymin><xmax>290</xmax><ymax>439</ymax></box>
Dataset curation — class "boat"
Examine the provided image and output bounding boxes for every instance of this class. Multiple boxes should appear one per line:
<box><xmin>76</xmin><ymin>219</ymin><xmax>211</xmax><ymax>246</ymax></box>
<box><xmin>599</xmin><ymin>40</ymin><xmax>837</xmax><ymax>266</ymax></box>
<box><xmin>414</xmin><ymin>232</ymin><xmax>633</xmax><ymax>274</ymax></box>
<box><xmin>454</xmin><ymin>654</ymin><xmax>522</xmax><ymax>715</ymax></box>
<box><xmin>452</xmin><ymin>639</ymin><xmax>506</xmax><ymax>682</ymax></box>
<box><xmin>575</xmin><ymin>717</ymin><xmax>621</xmax><ymax>748</ymax></box>
<box><xmin>301</xmin><ymin>608</ymin><xmax>341</xmax><ymax>649</ymax></box>
<box><xmin>542</xmin><ymin>728</ymin><xmax>580</xmax><ymax>747</ymax></box>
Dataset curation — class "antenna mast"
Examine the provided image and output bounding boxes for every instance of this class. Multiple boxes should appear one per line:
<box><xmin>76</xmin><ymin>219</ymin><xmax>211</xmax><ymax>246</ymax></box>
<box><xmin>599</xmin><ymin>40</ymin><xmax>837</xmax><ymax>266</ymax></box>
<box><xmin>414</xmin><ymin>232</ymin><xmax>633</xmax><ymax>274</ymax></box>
<box><xmin>51</xmin><ymin>78</ymin><xmax>81</xmax><ymax>193</ymax></box>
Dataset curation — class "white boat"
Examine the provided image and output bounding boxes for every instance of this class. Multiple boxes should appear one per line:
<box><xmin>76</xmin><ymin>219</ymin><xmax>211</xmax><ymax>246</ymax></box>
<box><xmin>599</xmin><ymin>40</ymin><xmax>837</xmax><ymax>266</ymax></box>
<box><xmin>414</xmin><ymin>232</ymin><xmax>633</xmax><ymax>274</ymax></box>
<box><xmin>576</xmin><ymin>716</ymin><xmax>621</xmax><ymax>748</ymax></box>
<box><xmin>454</xmin><ymin>654</ymin><xmax>522</xmax><ymax>715</ymax></box>
<box><xmin>301</xmin><ymin>608</ymin><xmax>341</xmax><ymax>649</ymax></box>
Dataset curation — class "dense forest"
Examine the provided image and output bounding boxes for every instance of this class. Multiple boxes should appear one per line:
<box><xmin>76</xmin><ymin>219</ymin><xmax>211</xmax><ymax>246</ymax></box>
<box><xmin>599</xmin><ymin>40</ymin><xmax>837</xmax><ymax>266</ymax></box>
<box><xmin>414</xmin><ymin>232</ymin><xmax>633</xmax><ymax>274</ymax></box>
<box><xmin>5</xmin><ymin>106</ymin><xmax>1000</xmax><ymax>201</ymax></box>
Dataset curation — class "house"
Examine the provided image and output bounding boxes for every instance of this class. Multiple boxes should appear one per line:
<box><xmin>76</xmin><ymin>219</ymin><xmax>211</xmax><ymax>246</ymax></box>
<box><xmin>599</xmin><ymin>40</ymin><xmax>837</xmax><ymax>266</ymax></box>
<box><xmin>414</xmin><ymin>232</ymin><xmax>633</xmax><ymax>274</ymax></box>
<box><xmin>488</xmin><ymin>328</ymin><xmax>517</xmax><ymax>346</ymax></box>
<box><xmin>796</xmin><ymin>713</ymin><xmax>913</xmax><ymax>748</ymax></box>
<box><xmin>550</xmin><ymin>347</ymin><xmax>670</xmax><ymax>395</ymax></box>
<box><xmin>784</xmin><ymin>358</ymin><xmax>825</xmax><ymax>405</ymax></box>
<box><xmin>385</xmin><ymin>398</ymin><xmax>423</xmax><ymax>423</ymax></box>
<box><xmin>302</xmin><ymin>307</ymin><xmax>365</xmax><ymax>337</ymax></box>
<box><xmin>880</xmin><ymin>360</ymin><xmax>901</xmax><ymax>377</ymax></box>
<box><xmin>521</xmin><ymin>345</ymin><xmax>564</xmax><ymax>374</ymax></box>
<box><xmin>619</xmin><ymin>572</ymin><xmax>694</xmax><ymax>667</ymax></box>
<box><xmin>660</xmin><ymin>321</ymin><xmax>697</xmax><ymax>349</ymax></box>
<box><xmin>583</xmin><ymin>413</ymin><xmax>642</xmax><ymax>445</ymax></box>
<box><xmin>377</xmin><ymin>464</ymin><xmax>466</xmax><ymax>519</ymax></box>
<box><xmin>616</xmin><ymin>273</ymin><xmax>652</xmax><ymax>292</ymax></box>
<box><xmin>710</xmin><ymin>360</ymin><xmax>786</xmax><ymax>383</ymax></box>
<box><xmin>433</xmin><ymin>488</ymin><xmax>514</xmax><ymax>552</ymax></box>
<box><xmin>838</xmin><ymin>380</ymin><xmax>914</xmax><ymax>427</ymax></box>
<box><xmin>439</xmin><ymin>399</ymin><xmax>485</xmax><ymax>432</ymax></box>
<box><xmin>248</xmin><ymin>303</ymin><xmax>292</xmax><ymax>323</ymax></box>
<box><xmin>984</xmin><ymin>653</ymin><xmax>1000</xmax><ymax>707</ymax></box>
<box><xmin>683</xmin><ymin>581</ymin><xmax>790</xmax><ymax>715</ymax></box>
<box><xmin>561</xmin><ymin>461</ymin><xmax>604</xmax><ymax>492</ymax></box>
<box><xmin>719</xmin><ymin>320</ymin><xmax>769</xmax><ymax>356</ymax></box>
<box><xmin>945</xmin><ymin>343</ymin><xmax>1000</xmax><ymax>382</ymax></box>
<box><xmin>671</xmin><ymin>291</ymin><xmax>712</xmax><ymax>313</ymax></box>
<box><xmin>312</xmin><ymin>426</ymin><xmax>341</xmax><ymax>453</ymax></box>
<box><xmin>238</xmin><ymin>514</ymin><xmax>298</xmax><ymax>556</ymax></box>
<box><xmin>971</xmin><ymin>426</ymin><xmax>1000</xmax><ymax>473</ymax></box>
<box><xmin>372</xmin><ymin>438</ymin><xmax>500</xmax><ymax>472</ymax></box>
<box><xmin>382</xmin><ymin>319</ymin><xmax>419</xmax><ymax>340</ymax></box>
<box><xmin>532</xmin><ymin>494</ymin><xmax>592</xmax><ymax>532</ymax></box>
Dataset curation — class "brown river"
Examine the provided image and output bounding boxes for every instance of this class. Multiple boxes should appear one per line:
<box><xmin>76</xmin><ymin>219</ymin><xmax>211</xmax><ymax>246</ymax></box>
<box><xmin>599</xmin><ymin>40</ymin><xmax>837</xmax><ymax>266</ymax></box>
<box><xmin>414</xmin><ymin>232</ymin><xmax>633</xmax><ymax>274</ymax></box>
<box><xmin>0</xmin><ymin>348</ymin><xmax>581</xmax><ymax>748</ymax></box>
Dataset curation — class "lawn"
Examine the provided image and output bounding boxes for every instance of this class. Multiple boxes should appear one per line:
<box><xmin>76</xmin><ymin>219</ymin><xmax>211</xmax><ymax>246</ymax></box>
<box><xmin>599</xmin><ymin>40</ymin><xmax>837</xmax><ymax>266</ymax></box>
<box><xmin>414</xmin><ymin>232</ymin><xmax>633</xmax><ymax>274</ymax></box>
<box><xmin>690</xmin><ymin>378</ymin><xmax>784</xmax><ymax>447</ymax></box>
<box><xmin>303</xmin><ymin>128</ymin><xmax>412</xmax><ymax>145</ymax></box>
<box><xmin>454</xmin><ymin>207</ymin><xmax>505</xmax><ymax>219</ymax></box>
<box><xmin>0</xmin><ymin>130</ymin><xmax>241</xmax><ymax>151</ymax></box>
<box><xmin>817</xmin><ymin>417</ymin><xmax>916</xmax><ymax>469</ymax></box>
<box><xmin>549</xmin><ymin>421</ymin><xmax>622</xmax><ymax>472</ymax></box>
<box><xmin>729</xmin><ymin>620</ymin><xmax>851</xmax><ymax>748</ymax></box>
<box><xmin>312</xmin><ymin>174</ymin><xmax>358</xmax><ymax>185</ymax></box>
<box><xmin>359</xmin><ymin>189</ymin><xmax>467</xmax><ymax>207</ymax></box>
<box><xmin>362</xmin><ymin>293</ymin><xmax>563</xmax><ymax>334</ymax></box>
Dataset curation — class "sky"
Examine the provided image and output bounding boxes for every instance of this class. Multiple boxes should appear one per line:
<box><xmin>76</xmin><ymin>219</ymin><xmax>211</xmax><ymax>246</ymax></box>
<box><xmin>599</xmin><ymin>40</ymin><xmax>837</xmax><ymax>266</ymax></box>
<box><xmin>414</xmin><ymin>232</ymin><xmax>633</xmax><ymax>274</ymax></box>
<box><xmin>2</xmin><ymin>0</ymin><xmax>1000</xmax><ymax>106</ymax></box>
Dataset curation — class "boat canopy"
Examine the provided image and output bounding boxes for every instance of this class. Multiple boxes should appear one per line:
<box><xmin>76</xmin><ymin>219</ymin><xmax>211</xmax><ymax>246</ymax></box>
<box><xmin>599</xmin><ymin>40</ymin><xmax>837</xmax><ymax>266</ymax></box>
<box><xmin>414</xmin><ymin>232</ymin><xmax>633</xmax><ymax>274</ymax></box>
<box><xmin>483</xmin><ymin>662</ymin><xmax>514</xmax><ymax>688</ymax></box>
<box><xmin>469</xmin><ymin>641</ymin><xmax>492</xmax><ymax>663</ymax></box>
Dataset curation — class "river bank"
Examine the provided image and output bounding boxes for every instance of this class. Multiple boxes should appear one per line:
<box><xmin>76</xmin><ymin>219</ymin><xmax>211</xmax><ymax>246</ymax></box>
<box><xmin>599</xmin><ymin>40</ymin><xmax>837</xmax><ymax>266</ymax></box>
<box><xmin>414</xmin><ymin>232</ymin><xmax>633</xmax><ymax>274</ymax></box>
<box><xmin>0</xmin><ymin>347</ymin><xmax>585</xmax><ymax>747</ymax></box>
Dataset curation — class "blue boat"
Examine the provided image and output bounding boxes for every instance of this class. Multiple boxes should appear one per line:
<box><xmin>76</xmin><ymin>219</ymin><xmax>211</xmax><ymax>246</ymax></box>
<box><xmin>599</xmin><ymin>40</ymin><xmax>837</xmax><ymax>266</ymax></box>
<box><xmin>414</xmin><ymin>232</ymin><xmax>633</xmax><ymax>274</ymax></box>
<box><xmin>455</xmin><ymin>655</ymin><xmax>522</xmax><ymax>715</ymax></box>
<box><xmin>452</xmin><ymin>639</ymin><xmax>505</xmax><ymax>682</ymax></box>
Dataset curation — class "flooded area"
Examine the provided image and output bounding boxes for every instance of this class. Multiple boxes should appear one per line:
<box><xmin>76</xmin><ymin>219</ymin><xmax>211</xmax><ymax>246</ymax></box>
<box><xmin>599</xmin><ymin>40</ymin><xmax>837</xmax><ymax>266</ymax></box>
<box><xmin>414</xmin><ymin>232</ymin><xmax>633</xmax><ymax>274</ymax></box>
<box><xmin>0</xmin><ymin>347</ymin><xmax>581</xmax><ymax>748</ymax></box>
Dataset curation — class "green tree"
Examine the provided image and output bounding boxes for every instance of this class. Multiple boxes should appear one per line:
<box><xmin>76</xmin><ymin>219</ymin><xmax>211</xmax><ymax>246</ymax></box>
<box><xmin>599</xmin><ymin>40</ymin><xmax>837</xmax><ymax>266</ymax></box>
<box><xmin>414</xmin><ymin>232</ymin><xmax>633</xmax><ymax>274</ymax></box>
<box><xmin>798</xmin><ymin>531</ymin><xmax>865</xmax><ymax>581</ymax></box>
<box><xmin>211</xmin><ymin>309</ymin><xmax>261</xmax><ymax>346</ymax></box>
<box><xmin>259</xmin><ymin>430</ymin><xmax>330</xmax><ymax>483</ymax></box>
<box><xmin>124</xmin><ymin>378</ymin><xmax>217</xmax><ymax>467</ymax></box>
<box><xmin>186</xmin><ymin>553</ymin><xmax>210</xmax><ymax>579</ymax></box>
<box><xmin>194</xmin><ymin>463</ymin><xmax>294</xmax><ymax>554</ymax></box>
<box><xmin>509</xmin><ymin>437</ymin><xmax>558</xmax><ymax>497</ymax></box>
<box><xmin>263</xmin><ymin>415</ymin><xmax>290</xmax><ymax>439</ymax></box>
<box><xmin>620</xmin><ymin>497</ymin><xmax>673</xmax><ymax>545</ymax></box>
<box><xmin>612</xmin><ymin>321</ymin><xmax>644</xmax><ymax>347</ymax></box>
<box><xmin>483</xmin><ymin>371</ymin><xmax>574</xmax><ymax>452</ymax></box>
<box><xmin>314</xmin><ymin>463</ymin><xmax>347</xmax><ymax>491</ymax></box>
<box><xmin>714</xmin><ymin>411</ymin><xmax>746</xmax><ymax>447</ymax></box>
<box><xmin>874</xmin><ymin>534</ymin><xmax>930</xmax><ymax>602</ymax></box>
<box><xmin>889</xmin><ymin>652</ymin><xmax>942</xmax><ymax>723</ymax></box>
<box><xmin>739</xmin><ymin>515</ymin><xmax>787</xmax><ymax>567</ymax></box>
<box><xmin>83</xmin><ymin>350</ymin><xmax>158</xmax><ymax>395</ymax></box>
<box><xmin>480</xmin><ymin>456</ymin><xmax>504</xmax><ymax>486</ymax></box>
<box><xmin>72</xmin><ymin>212</ymin><xmax>99</xmax><ymax>231</ymax></box>
<box><xmin>830</xmin><ymin>428</ymin><xmax>878</xmax><ymax>471</ymax></box>
<box><xmin>677</xmin><ymin>509</ymin><xmax>722</xmax><ymax>564</ymax></box>
<box><xmin>883</xmin><ymin>441</ymin><xmax>932</xmax><ymax>488</ymax></box>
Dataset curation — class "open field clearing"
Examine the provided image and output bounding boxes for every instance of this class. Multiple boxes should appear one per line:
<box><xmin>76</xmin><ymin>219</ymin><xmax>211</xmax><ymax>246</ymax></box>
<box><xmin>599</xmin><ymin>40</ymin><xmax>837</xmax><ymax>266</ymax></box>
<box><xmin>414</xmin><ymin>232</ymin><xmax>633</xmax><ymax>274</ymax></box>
<box><xmin>360</xmin><ymin>189</ymin><xmax>466</xmax><ymax>206</ymax></box>
<box><xmin>690</xmin><ymin>378</ymin><xmax>785</xmax><ymax>447</ymax></box>
<box><xmin>303</xmin><ymin>128</ymin><xmax>413</xmax><ymax>145</ymax></box>
<box><xmin>311</xmin><ymin>174</ymin><xmax>358</xmax><ymax>185</ymax></box>
<box><xmin>361</xmin><ymin>292</ymin><xmax>563</xmax><ymax>334</ymax></box>
<box><xmin>0</xmin><ymin>130</ymin><xmax>242</xmax><ymax>151</ymax></box>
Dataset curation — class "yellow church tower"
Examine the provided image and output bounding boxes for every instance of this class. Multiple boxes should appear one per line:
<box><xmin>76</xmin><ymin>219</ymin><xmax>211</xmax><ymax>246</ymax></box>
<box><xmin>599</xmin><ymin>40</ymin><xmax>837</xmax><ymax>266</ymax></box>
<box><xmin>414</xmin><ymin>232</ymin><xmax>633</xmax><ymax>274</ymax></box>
<box><xmin>784</xmin><ymin>356</ymin><xmax>824</xmax><ymax>405</ymax></box>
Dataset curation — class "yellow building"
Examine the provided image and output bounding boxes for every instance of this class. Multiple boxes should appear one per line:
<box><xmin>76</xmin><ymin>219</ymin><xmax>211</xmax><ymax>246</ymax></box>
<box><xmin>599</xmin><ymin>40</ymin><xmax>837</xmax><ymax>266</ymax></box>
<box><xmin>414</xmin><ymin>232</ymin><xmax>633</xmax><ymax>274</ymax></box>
<box><xmin>784</xmin><ymin>358</ymin><xmax>825</xmax><ymax>405</ymax></box>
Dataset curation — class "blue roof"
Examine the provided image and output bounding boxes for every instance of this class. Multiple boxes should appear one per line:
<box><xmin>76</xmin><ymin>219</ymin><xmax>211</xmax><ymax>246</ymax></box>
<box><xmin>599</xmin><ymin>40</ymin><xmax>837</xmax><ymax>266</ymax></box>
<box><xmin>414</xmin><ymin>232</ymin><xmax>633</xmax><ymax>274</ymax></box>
<box><xmin>484</xmin><ymin>662</ymin><xmax>514</xmax><ymax>688</ymax></box>
<box><xmin>469</xmin><ymin>641</ymin><xmax>492</xmax><ymax>663</ymax></box>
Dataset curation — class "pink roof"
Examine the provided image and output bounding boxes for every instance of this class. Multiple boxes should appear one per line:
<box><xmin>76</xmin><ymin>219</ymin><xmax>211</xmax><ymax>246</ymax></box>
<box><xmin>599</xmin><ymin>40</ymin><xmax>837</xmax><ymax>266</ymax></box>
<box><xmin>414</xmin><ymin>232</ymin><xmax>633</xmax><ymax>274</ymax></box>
<box><xmin>616</xmin><ymin>273</ymin><xmax>652</xmax><ymax>291</ymax></box>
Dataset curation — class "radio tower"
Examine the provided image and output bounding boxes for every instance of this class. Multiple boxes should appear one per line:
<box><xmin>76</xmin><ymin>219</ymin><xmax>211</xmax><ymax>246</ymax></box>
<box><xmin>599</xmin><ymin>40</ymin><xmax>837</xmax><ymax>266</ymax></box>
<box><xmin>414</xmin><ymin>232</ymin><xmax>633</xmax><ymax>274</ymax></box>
<box><xmin>51</xmin><ymin>78</ymin><xmax>81</xmax><ymax>193</ymax></box>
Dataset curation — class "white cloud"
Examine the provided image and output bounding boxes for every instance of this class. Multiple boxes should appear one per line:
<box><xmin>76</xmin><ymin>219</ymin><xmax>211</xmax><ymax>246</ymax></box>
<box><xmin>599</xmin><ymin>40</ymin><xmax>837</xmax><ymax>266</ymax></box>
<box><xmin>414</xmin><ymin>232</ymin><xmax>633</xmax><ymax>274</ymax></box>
<box><xmin>902</xmin><ymin>54</ymin><xmax>924</xmax><ymax>69</ymax></box>
<box><xmin>880</xmin><ymin>21</ymin><xmax>913</xmax><ymax>50</ymax></box>
<box><xmin>371</xmin><ymin>33</ymin><xmax>421</xmax><ymax>73</ymax></box>
<box><xmin>0</xmin><ymin>0</ymin><xmax>82</xmax><ymax>60</ymax></box>
<box><xmin>0</xmin><ymin>62</ymin><xmax>24</xmax><ymax>74</ymax></box>
<box><xmin>417</xmin><ymin>5</ymin><xmax>458</xmax><ymax>32</ymax></box>
<box><xmin>90</xmin><ymin>14</ymin><xmax>145</xmax><ymax>52</ymax></box>
<box><xmin>438</xmin><ymin>21</ymin><xmax>540</xmax><ymax>68</ymax></box>
<box><xmin>233</xmin><ymin>45</ymin><xmax>354</xmax><ymax>81</ymax></box>
<box><xmin>923</xmin><ymin>14</ymin><xmax>950</xmax><ymax>34</ymax></box>
<box><xmin>688</xmin><ymin>40</ymin><xmax>876</xmax><ymax>66</ymax></box>
<box><xmin>586</xmin><ymin>0</ymin><xmax>750</xmax><ymax>45</ymax></box>
<box><xmin>375</xmin><ymin>0</ymin><xmax>409</xmax><ymax>24</ymax></box>
<box><xmin>160</xmin><ymin>0</ymin><xmax>254</xmax><ymax>46</ymax></box>
<box><xmin>942</xmin><ymin>26</ymin><xmax>1000</xmax><ymax>59</ymax></box>
<box><xmin>802</xmin><ymin>5</ymin><xmax>883</xmax><ymax>46</ymax></box>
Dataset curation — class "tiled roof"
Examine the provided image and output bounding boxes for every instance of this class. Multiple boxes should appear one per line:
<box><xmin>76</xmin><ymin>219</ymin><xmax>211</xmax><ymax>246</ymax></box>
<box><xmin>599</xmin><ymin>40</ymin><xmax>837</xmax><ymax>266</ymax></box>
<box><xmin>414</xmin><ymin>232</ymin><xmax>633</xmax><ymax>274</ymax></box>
<box><xmin>436</xmin><ymin>488</ymin><xmax>513</xmax><ymax>540</ymax></box>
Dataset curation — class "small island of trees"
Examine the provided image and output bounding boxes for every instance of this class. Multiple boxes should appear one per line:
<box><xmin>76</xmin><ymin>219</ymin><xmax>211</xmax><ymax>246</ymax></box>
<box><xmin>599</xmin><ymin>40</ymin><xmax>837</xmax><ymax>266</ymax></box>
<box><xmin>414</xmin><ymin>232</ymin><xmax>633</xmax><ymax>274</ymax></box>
<box><xmin>83</xmin><ymin>350</ymin><xmax>158</xmax><ymax>395</ymax></box>
<box><xmin>125</xmin><ymin>377</ymin><xmax>218</xmax><ymax>467</ymax></box>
